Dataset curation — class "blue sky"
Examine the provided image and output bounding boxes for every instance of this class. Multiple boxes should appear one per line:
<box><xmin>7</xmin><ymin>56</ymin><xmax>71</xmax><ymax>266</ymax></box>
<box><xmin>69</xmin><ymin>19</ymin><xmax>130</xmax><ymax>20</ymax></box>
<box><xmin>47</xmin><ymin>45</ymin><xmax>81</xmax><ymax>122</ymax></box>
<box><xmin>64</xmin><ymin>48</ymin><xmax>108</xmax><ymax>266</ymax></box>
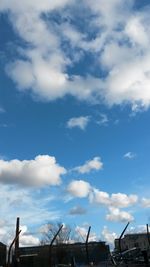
<box><xmin>0</xmin><ymin>0</ymin><xmax>150</xmax><ymax>247</ymax></box>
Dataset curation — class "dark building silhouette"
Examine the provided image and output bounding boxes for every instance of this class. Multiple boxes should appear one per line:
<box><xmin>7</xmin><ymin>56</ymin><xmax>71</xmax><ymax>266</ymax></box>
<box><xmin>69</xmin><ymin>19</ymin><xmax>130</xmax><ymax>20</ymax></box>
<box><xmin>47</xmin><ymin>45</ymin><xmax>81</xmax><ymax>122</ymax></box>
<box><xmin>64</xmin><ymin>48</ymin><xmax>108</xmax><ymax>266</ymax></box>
<box><xmin>0</xmin><ymin>242</ymin><xmax>6</xmax><ymax>266</ymax></box>
<box><xmin>17</xmin><ymin>241</ymin><xmax>110</xmax><ymax>267</ymax></box>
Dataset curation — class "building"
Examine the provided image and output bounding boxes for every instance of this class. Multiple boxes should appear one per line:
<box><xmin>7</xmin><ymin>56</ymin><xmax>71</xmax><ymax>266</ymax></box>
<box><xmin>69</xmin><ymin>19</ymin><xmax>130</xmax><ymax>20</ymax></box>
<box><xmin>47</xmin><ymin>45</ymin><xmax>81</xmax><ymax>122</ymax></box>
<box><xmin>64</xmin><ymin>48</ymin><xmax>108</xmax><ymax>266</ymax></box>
<box><xmin>17</xmin><ymin>241</ymin><xmax>110</xmax><ymax>267</ymax></box>
<box><xmin>115</xmin><ymin>233</ymin><xmax>150</xmax><ymax>252</ymax></box>
<box><xmin>0</xmin><ymin>242</ymin><xmax>6</xmax><ymax>266</ymax></box>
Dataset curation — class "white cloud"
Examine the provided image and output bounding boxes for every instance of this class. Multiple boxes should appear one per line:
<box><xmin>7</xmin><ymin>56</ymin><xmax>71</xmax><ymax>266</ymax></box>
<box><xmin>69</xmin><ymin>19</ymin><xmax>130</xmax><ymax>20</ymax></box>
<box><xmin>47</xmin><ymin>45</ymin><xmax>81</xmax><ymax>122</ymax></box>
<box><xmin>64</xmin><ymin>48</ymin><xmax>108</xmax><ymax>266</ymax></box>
<box><xmin>67</xmin><ymin>116</ymin><xmax>90</xmax><ymax>130</ymax></box>
<box><xmin>0</xmin><ymin>155</ymin><xmax>66</xmax><ymax>187</ymax></box>
<box><xmin>2</xmin><ymin>0</ymin><xmax>150</xmax><ymax>111</ymax></box>
<box><xmin>141</xmin><ymin>197</ymin><xmax>150</xmax><ymax>208</ymax></box>
<box><xmin>90</xmin><ymin>189</ymin><xmax>138</xmax><ymax>208</ymax></box>
<box><xmin>74</xmin><ymin>157</ymin><xmax>103</xmax><ymax>174</ymax></box>
<box><xmin>106</xmin><ymin>207</ymin><xmax>134</xmax><ymax>222</ymax></box>
<box><xmin>124</xmin><ymin>152</ymin><xmax>136</xmax><ymax>159</ymax></box>
<box><xmin>66</xmin><ymin>180</ymin><xmax>138</xmax><ymax>223</ymax></box>
<box><xmin>110</xmin><ymin>193</ymin><xmax>138</xmax><ymax>208</ymax></box>
<box><xmin>89</xmin><ymin>189</ymin><xmax>110</xmax><ymax>205</ymax></box>
<box><xmin>85</xmin><ymin>1</ymin><xmax>150</xmax><ymax>110</ymax></box>
<box><xmin>125</xmin><ymin>16</ymin><xmax>149</xmax><ymax>47</ymax></box>
<box><xmin>1</xmin><ymin>1</ymin><xmax>150</xmax><ymax>111</ymax></box>
<box><xmin>69</xmin><ymin>206</ymin><xmax>86</xmax><ymax>215</ymax></box>
<box><xmin>67</xmin><ymin>180</ymin><xmax>91</xmax><ymax>198</ymax></box>
<box><xmin>101</xmin><ymin>226</ymin><xmax>117</xmax><ymax>245</ymax></box>
<box><xmin>2</xmin><ymin>0</ymin><xmax>72</xmax><ymax>102</ymax></box>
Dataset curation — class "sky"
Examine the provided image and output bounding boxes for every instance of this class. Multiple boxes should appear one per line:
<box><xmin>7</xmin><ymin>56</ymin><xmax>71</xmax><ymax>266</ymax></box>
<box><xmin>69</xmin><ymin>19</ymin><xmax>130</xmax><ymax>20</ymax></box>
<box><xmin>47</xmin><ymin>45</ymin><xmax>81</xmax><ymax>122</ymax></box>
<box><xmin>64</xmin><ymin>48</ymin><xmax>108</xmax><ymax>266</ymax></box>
<box><xmin>0</xmin><ymin>0</ymin><xmax>150</xmax><ymax>247</ymax></box>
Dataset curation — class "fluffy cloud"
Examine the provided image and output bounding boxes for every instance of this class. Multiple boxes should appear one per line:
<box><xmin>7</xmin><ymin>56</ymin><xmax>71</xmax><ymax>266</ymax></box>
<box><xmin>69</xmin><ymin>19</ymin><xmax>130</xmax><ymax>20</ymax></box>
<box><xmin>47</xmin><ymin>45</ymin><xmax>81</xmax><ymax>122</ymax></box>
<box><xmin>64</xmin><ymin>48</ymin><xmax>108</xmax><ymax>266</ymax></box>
<box><xmin>69</xmin><ymin>206</ymin><xmax>86</xmax><ymax>215</ymax></box>
<box><xmin>67</xmin><ymin>180</ymin><xmax>91</xmax><ymax>198</ymax></box>
<box><xmin>90</xmin><ymin>189</ymin><xmax>138</xmax><ymax>208</ymax></box>
<box><xmin>124</xmin><ymin>152</ymin><xmax>136</xmax><ymax>159</ymax></box>
<box><xmin>2</xmin><ymin>0</ymin><xmax>150</xmax><ymax>110</ymax></box>
<box><xmin>67</xmin><ymin>116</ymin><xmax>90</xmax><ymax>130</ymax></box>
<box><xmin>89</xmin><ymin>189</ymin><xmax>110</xmax><ymax>205</ymax></box>
<box><xmin>110</xmin><ymin>193</ymin><xmax>138</xmax><ymax>208</ymax></box>
<box><xmin>0</xmin><ymin>155</ymin><xmax>66</xmax><ymax>187</ymax></box>
<box><xmin>2</xmin><ymin>0</ymin><xmax>72</xmax><ymax>101</ymax></box>
<box><xmin>102</xmin><ymin>226</ymin><xmax>117</xmax><ymax>245</ymax></box>
<box><xmin>67</xmin><ymin>180</ymin><xmax>138</xmax><ymax>223</ymax></box>
<box><xmin>106</xmin><ymin>207</ymin><xmax>134</xmax><ymax>222</ymax></box>
<box><xmin>74</xmin><ymin>157</ymin><xmax>103</xmax><ymax>173</ymax></box>
<box><xmin>125</xmin><ymin>16</ymin><xmax>149</xmax><ymax>48</ymax></box>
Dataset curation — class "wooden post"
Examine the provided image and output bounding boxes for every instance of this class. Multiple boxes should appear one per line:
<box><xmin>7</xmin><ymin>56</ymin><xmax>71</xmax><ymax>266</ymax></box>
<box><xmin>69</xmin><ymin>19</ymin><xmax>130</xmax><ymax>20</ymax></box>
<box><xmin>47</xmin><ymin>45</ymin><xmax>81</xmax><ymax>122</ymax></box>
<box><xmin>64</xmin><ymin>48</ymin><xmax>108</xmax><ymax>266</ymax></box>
<box><xmin>7</xmin><ymin>230</ymin><xmax>21</xmax><ymax>267</ymax></box>
<box><xmin>85</xmin><ymin>226</ymin><xmax>91</xmax><ymax>265</ymax></box>
<box><xmin>15</xmin><ymin>217</ymin><xmax>20</xmax><ymax>259</ymax></box>
<box><xmin>118</xmin><ymin>222</ymin><xmax>130</xmax><ymax>253</ymax></box>
<box><xmin>49</xmin><ymin>224</ymin><xmax>63</xmax><ymax>267</ymax></box>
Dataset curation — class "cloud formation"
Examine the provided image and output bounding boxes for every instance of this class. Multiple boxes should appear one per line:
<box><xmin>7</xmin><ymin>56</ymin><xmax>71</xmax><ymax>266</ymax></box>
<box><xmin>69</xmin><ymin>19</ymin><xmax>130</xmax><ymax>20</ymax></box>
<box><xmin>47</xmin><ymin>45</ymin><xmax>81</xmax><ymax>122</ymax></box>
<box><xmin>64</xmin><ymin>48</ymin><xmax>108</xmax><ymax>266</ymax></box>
<box><xmin>67</xmin><ymin>116</ymin><xmax>90</xmax><ymax>130</ymax></box>
<box><xmin>1</xmin><ymin>0</ymin><xmax>150</xmax><ymax>110</ymax></box>
<box><xmin>0</xmin><ymin>155</ymin><xmax>66</xmax><ymax>187</ymax></box>
<box><xmin>67</xmin><ymin>180</ymin><xmax>91</xmax><ymax>198</ymax></box>
<box><xmin>90</xmin><ymin>189</ymin><xmax>110</xmax><ymax>206</ymax></box>
<box><xmin>106</xmin><ymin>207</ymin><xmax>134</xmax><ymax>222</ymax></box>
<box><xmin>74</xmin><ymin>157</ymin><xmax>103</xmax><ymax>174</ymax></box>
<box><xmin>90</xmin><ymin>189</ymin><xmax>138</xmax><ymax>208</ymax></box>
<box><xmin>67</xmin><ymin>179</ymin><xmax>138</xmax><ymax>222</ymax></box>
<box><xmin>110</xmin><ymin>193</ymin><xmax>138</xmax><ymax>208</ymax></box>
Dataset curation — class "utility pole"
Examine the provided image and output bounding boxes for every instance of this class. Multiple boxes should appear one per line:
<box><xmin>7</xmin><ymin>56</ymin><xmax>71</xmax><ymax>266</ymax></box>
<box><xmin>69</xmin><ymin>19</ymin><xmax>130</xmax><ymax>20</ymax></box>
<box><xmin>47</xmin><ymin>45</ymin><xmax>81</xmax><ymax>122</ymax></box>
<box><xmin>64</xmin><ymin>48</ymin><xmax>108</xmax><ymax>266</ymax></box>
<box><xmin>118</xmin><ymin>222</ymin><xmax>130</xmax><ymax>253</ymax></box>
<box><xmin>85</xmin><ymin>226</ymin><xmax>91</xmax><ymax>265</ymax></box>
<box><xmin>49</xmin><ymin>224</ymin><xmax>63</xmax><ymax>267</ymax></box>
<box><xmin>7</xmin><ymin>229</ymin><xmax>21</xmax><ymax>267</ymax></box>
<box><xmin>15</xmin><ymin>217</ymin><xmax>20</xmax><ymax>260</ymax></box>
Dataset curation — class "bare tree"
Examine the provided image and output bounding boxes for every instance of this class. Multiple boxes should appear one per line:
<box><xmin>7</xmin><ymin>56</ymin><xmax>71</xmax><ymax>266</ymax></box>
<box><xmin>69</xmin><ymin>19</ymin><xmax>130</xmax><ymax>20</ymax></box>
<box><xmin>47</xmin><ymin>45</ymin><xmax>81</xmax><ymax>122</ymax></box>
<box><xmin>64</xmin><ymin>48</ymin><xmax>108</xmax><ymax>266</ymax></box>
<box><xmin>40</xmin><ymin>222</ymin><xmax>74</xmax><ymax>245</ymax></box>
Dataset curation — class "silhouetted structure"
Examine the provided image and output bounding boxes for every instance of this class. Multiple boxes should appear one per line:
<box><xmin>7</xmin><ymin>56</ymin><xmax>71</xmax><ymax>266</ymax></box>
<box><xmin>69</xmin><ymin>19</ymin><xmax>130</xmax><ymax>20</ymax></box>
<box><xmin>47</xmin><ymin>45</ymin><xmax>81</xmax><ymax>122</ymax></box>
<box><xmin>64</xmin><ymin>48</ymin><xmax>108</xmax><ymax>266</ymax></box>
<box><xmin>115</xmin><ymin>233</ymin><xmax>150</xmax><ymax>252</ymax></box>
<box><xmin>17</xmin><ymin>241</ymin><xmax>109</xmax><ymax>267</ymax></box>
<box><xmin>0</xmin><ymin>242</ymin><xmax>6</xmax><ymax>266</ymax></box>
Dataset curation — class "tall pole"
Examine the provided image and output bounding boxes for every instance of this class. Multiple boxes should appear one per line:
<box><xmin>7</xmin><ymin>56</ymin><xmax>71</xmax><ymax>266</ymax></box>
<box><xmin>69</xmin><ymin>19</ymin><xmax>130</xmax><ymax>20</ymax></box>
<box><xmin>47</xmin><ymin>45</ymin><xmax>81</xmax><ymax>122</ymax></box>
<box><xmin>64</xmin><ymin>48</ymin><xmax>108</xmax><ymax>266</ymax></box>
<box><xmin>7</xmin><ymin>230</ymin><xmax>21</xmax><ymax>267</ymax></box>
<box><xmin>118</xmin><ymin>222</ymin><xmax>130</xmax><ymax>253</ymax></box>
<box><xmin>146</xmin><ymin>224</ymin><xmax>150</xmax><ymax>248</ymax></box>
<box><xmin>85</xmin><ymin>226</ymin><xmax>91</xmax><ymax>265</ymax></box>
<box><xmin>15</xmin><ymin>217</ymin><xmax>20</xmax><ymax>259</ymax></box>
<box><xmin>49</xmin><ymin>224</ymin><xmax>63</xmax><ymax>267</ymax></box>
